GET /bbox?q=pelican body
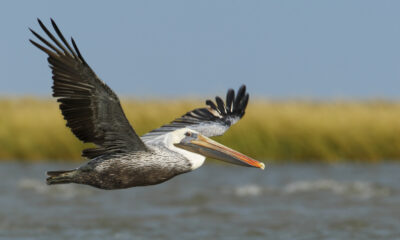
[53,144,193,189]
[30,19,265,190]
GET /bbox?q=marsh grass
[1,98,400,162]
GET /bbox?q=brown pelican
[29,19,265,190]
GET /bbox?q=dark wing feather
[30,19,147,159]
[142,85,249,140]
[226,89,235,113]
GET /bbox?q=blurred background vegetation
[1,98,400,163]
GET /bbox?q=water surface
[1,162,399,240]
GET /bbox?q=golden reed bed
[1,98,400,162]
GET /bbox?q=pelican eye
[185,131,192,137]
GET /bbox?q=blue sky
[1,1,400,99]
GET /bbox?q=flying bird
[29,19,265,190]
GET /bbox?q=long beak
[174,134,265,170]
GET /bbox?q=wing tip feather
[144,85,250,139]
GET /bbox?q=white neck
[169,144,206,170]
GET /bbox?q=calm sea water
[0,162,399,240]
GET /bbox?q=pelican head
[169,128,265,170]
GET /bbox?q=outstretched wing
[142,85,249,140]
[30,18,147,159]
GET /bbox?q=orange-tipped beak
[175,134,265,170]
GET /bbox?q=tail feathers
[46,169,75,185]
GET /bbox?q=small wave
[283,179,391,199]
[18,178,95,198]
[229,179,392,199]
[234,184,264,197]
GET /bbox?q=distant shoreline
[1,98,400,162]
